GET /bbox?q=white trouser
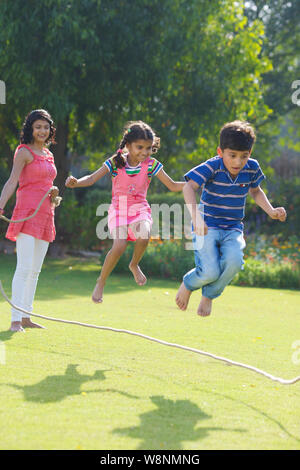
[11,233,49,322]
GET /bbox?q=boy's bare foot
[22,318,45,329]
[176,282,192,310]
[92,280,104,303]
[10,321,25,332]
[129,263,147,286]
[197,296,212,317]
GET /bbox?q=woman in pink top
[65,120,184,303]
[0,109,58,332]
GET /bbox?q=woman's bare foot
[197,296,212,317]
[92,280,104,303]
[175,282,192,310]
[22,318,45,328]
[129,263,147,286]
[10,321,25,332]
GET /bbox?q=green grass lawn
[0,253,299,450]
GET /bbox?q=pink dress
[107,157,158,238]
[6,144,57,243]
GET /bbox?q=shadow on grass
[113,394,246,450]
[5,363,139,403]
[201,387,300,445]
[0,330,15,343]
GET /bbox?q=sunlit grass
[0,254,299,450]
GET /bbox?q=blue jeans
[183,228,246,299]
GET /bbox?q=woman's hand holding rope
[0,186,62,223]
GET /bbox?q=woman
[0,109,59,332]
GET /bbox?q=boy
[176,120,286,317]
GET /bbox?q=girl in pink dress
[65,120,184,303]
[0,109,58,332]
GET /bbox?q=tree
[245,0,300,117]
[0,0,272,190]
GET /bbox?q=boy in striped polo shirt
[176,120,286,317]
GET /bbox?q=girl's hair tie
[117,149,123,154]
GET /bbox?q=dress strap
[14,144,36,159]
[44,147,53,156]
[14,144,54,162]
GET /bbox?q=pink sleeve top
[104,156,163,233]
[6,144,57,243]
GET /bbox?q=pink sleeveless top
[6,144,57,243]
[107,157,152,232]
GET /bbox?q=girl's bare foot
[175,282,192,310]
[10,321,25,332]
[22,318,45,329]
[197,296,212,317]
[92,280,104,303]
[129,263,147,286]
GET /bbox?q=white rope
[0,187,61,224]
[1,281,299,385]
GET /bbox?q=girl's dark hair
[219,120,256,151]
[112,121,160,168]
[20,109,56,145]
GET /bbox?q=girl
[65,120,184,303]
[0,109,59,332]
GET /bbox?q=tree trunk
[51,118,69,195]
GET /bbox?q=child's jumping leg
[200,230,245,315]
[92,227,128,303]
[175,282,192,310]
[128,220,151,286]
[197,296,212,317]
[176,231,220,312]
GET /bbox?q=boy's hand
[195,223,208,236]
[192,209,208,236]
[269,207,287,222]
[193,219,209,236]
[65,176,78,188]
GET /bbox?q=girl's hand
[269,207,287,222]
[0,208,4,216]
[65,176,78,188]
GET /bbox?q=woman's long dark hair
[20,109,56,145]
[112,121,160,168]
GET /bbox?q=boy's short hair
[219,120,256,151]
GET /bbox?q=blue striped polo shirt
[184,156,265,232]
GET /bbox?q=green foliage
[0,0,273,171]
[246,0,300,117]
[232,258,300,290]
[112,239,195,281]
[110,236,299,290]
[55,191,104,250]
